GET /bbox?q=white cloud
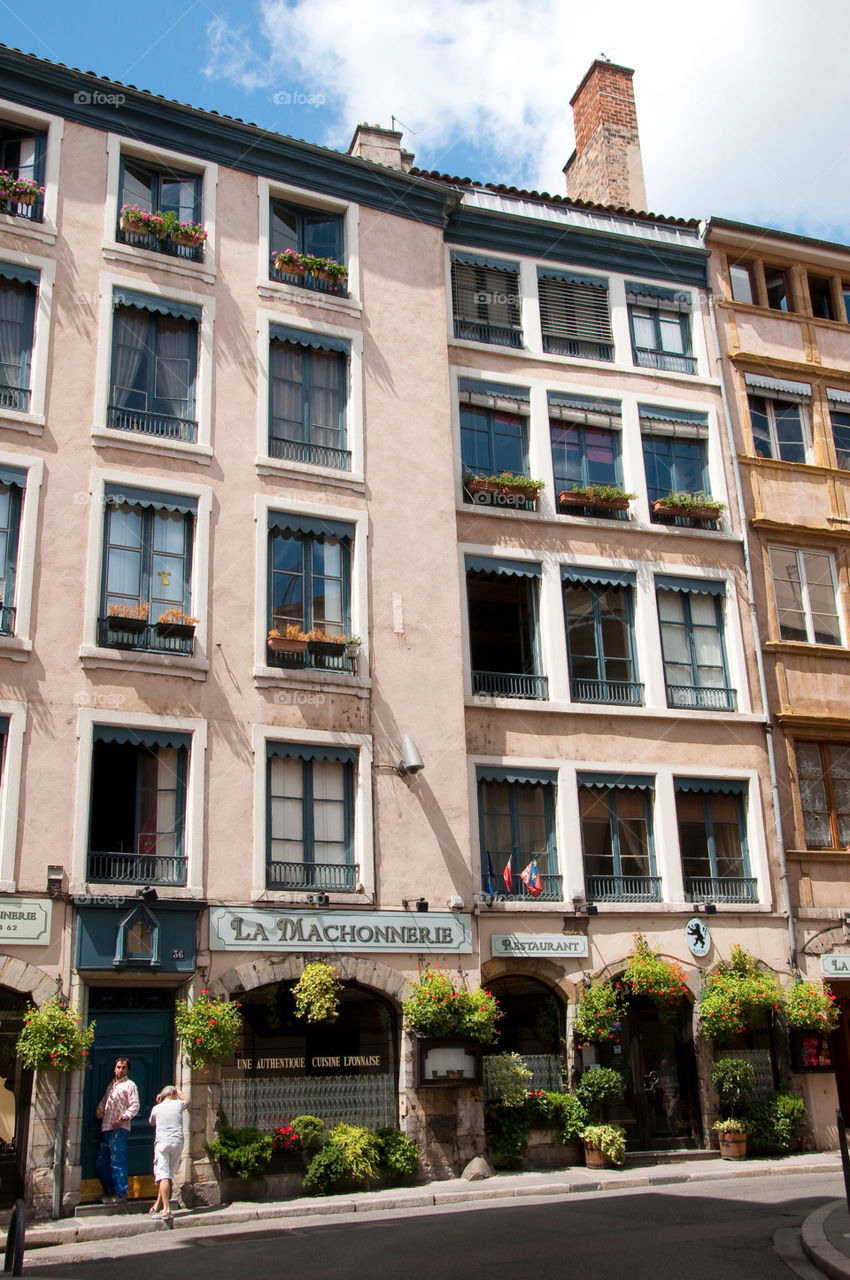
[203,0,850,238]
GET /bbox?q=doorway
[0,987,32,1205]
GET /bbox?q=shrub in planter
[291,1113,325,1153]
[486,1103,533,1161]
[582,1123,626,1167]
[303,1143,351,1195]
[576,1067,625,1119]
[711,1057,755,1119]
[16,996,94,1071]
[207,1124,273,1179]
[486,1052,533,1106]
[403,967,502,1044]
[271,1123,301,1154]
[748,1092,807,1154]
[623,934,689,1021]
[302,1123,381,1193]
[547,1093,589,1146]
[377,1129,420,1180]
[292,962,342,1024]
[573,979,625,1045]
[785,981,840,1031]
[175,989,242,1069]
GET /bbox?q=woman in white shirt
[148,1085,188,1220]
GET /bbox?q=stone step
[625,1149,720,1166]
[75,1199,177,1218]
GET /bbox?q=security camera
[397,734,424,775]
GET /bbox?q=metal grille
[115,224,203,262]
[87,851,186,885]
[633,349,697,375]
[268,436,351,470]
[266,645,356,674]
[0,385,30,411]
[483,1053,563,1100]
[266,861,359,891]
[723,1048,773,1099]
[108,404,197,443]
[571,678,643,705]
[666,684,737,712]
[222,1074,397,1131]
[491,874,563,903]
[451,262,522,347]
[0,605,15,635]
[472,671,548,700]
[686,876,756,904]
[538,277,613,360]
[97,618,195,656]
[269,260,348,297]
[586,874,661,902]
[0,196,42,223]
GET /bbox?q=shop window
[466,557,546,700]
[477,767,560,901]
[674,778,755,903]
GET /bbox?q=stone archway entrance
[484,974,565,1090]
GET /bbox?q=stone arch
[0,955,57,1007]
[481,955,582,1003]
[210,954,409,1009]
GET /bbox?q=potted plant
[463,471,545,502]
[699,945,783,1041]
[341,635,361,658]
[267,623,310,653]
[623,934,689,1022]
[207,1122,273,1180]
[712,1116,749,1160]
[711,1057,754,1159]
[155,607,198,639]
[785,980,840,1031]
[576,1066,626,1121]
[169,217,207,249]
[273,248,306,277]
[119,204,160,237]
[305,628,347,658]
[581,1122,626,1169]
[573,978,625,1046]
[652,490,726,521]
[558,483,634,513]
[106,601,150,633]
[0,170,44,207]
[175,988,242,1070]
[16,996,95,1071]
[292,961,342,1023]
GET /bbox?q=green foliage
[711,1058,755,1118]
[292,962,342,1024]
[582,1124,626,1166]
[576,1067,625,1117]
[486,1104,532,1161]
[463,471,545,493]
[748,1092,806,1154]
[540,1092,588,1144]
[207,1124,273,1179]
[623,934,689,1021]
[303,1143,351,1195]
[712,1117,750,1134]
[785,981,840,1031]
[566,483,634,502]
[573,979,625,1044]
[488,1089,589,1160]
[325,1123,381,1185]
[175,989,242,1069]
[486,1052,533,1106]
[658,490,725,513]
[699,946,783,1041]
[16,997,94,1072]
[377,1129,420,1180]
[291,1114,325,1154]
[403,968,502,1045]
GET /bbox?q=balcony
[269,260,347,297]
[453,318,523,348]
[666,685,737,712]
[686,876,757,904]
[88,851,186,885]
[98,617,195,657]
[543,335,613,361]
[116,223,203,263]
[0,385,30,413]
[586,874,662,903]
[107,404,197,444]
[570,678,643,706]
[266,643,356,675]
[472,671,548,700]
[268,436,351,470]
[266,861,359,891]
[491,873,563,903]
[633,349,696,375]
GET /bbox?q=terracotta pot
[465,478,539,501]
[268,636,308,653]
[559,491,630,512]
[171,231,203,248]
[583,1142,609,1169]
[119,212,151,236]
[717,1130,747,1160]
[653,499,722,521]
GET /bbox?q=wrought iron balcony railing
[585,874,662,903]
[108,403,197,443]
[266,861,359,891]
[0,195,42,223]
[666,684,737,712]
[116,224,203,262]
[0,605,15,636]
[268,436,351,470]
[570,678,643,706]
[543,335,613,361]
[88,851,187,885]
[472,671,549,700]
[0,384,31,412]
[633,348,697,375]
[266,644,356,674]
[269,261,348,296]
[453,318,523,348]
[98,617,195,656]
[487,872,563,903]
[686,875,757,904]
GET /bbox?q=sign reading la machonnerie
[0,898,51,945]
[209,908,472,953]
[491,934,589,958]
[822,954,850,978]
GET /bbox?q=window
[270,198,345,295]
[109,291,199,442]
[477,767,560,901]
[626,283,695,374]
[88,726,189,885]
[808,275,835,321]
[267,742,356,890]
[268,513,355,673]
[768,547,841,645]
[795,742,850,850]
[537,268,612,360]
[99,486,197,655]
[466,558,546,700]
[562,569,641,705]
[843,285,850,324]
[117,156,203,261]
[729,261,757,305]
[828,396,850,469]
[549,391,626,519]
[640,406,713,525]
[0,466,25,636]
[269,327,349,470]
[459,379,530,501]
[451,254,522,348]
[745,377,810,462]
[656,577,736,711]
[675,779,754,903]
[764,265,792,311]
[578,775,658,902]
[0,121,45,223]
[0,265,37,412]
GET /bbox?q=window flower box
[559,486,633,514]
[464,473,544,506]
[268,634,308,654]
[119,206,164,237]
[155,610,198,640]
[0,172,43,207]
[652,491,725,522]
[169,221,207,250]
[306,630,346,658]
[106,604,150,634]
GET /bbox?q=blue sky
[5,0,850,242]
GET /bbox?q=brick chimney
[347,124,414,172]
[563,59,647,212]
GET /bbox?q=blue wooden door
[82,990,174,1180]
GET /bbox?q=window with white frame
[578,773,658,903]
[267,512,356,674]
[626,282,695,375]
[655,576,736,711]
[562,568,641,706]
[639,405,718,527]
[549,391,627,519]
[266,741,356,891]
[269,197,346,297]
[117,154,205,262]
[0,263,37,412]
[109,289,199,443]
[269,325,349,470]
[745,374,810,463]
[0,464,25,635]
[768,546,842,645]
[0,119,45,224]
[536,267,613,361]
[465,556,546,701]
[477,766,560,901]
[675,778,755,904]
[451,252,523,348]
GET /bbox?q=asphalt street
[23,1170,844,1280]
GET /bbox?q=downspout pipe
[702,242,797,969]
[52,1068,67,1219]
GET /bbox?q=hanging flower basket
[573,978,625,1045]
[16,996,95,1071]
[175,989,242,1070]
[292,962,342,1023]
[403,968,501,1044]
[623,934,689,1022]
[699,945,783,1041]
[785,981,839,1031]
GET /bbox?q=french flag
[503,861,513,894]
[520,857,542,897]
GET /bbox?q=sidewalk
[20,1150,844,1255]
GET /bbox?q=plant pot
[653,500,722,521]
[268,636,308,653]
[119,212,151,236]
[344,644,361,659]
[10,190,37,207]
[308,639,346,657]
[559,491,630,512]
[310,269,345,285]
[171,231,203,248]
[155,621,195,640]
[107,615,147,634]
[465,478,540,503]
[717,1130,747,1160]
[583,1142,609,1169]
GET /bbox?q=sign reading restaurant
[210,908,472,953]
[492,934,589,958]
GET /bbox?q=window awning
[451,250,519,273]
[267,512,354,541]
[577,772,654,790]
[0,464,27,488]
[547,391,621,431]
[626,281,692,312]
[477,765,556,785]
[104,484,198,516]
[655,575,725,597]
[93,726,191,750]
[270,324,350,355]
[674,777,747,796]
[744,372,811,400]
[113,287,201,323]
[561,566,636,589]
[0,261,39,287]
[267,741,357,764]
[536,266,608,289]
[827,387,850,407]
[465,555,541,578]
[458,378,529,414]
[638,404,709,438]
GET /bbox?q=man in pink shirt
[94,1057,140,1203]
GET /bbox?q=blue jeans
[95,1128,129,1198]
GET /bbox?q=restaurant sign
[210,908,472,953]
[0,898,51,945]
[492,933,588,958]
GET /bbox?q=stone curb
[802,1200,850,1280]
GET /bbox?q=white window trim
[768,544,844,646]
[257,308,364,483]
[627,394,728,528]
[252,723,373,902]
[254,494,368,679]
[258,177,361,312]
[748,393,813,464]
[92,270,214,460]
[71,708,206,897]
[80,469,212,678]
[0,250,55,433]
[0,97,62,245]
[468,756,566,909]
[0,700,26,891]
[103,135,217,284]
[0,451,42,655]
